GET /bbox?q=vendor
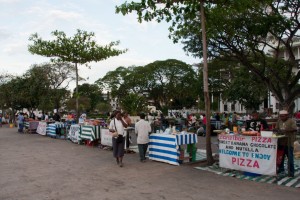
[246,111,269,131]
[275,110,297,177]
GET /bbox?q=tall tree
[116,0,300,164]
[28,29,127,121]
[96,59,199,110]
[116,0,214,164]
[75,83,103,112]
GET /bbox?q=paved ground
[0,125,299,200]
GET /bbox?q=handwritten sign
[36,122,47,136]
[101,129,113,147]
[218,135,278,175]
[69,125,80,143]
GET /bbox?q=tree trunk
[75,63,79,123]
[201,0,214,165]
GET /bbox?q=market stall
[68,124,80,143]
[218,134,288,176]
[46,122,66,138]
[24,121,39,134]
[149,133,198,166]
[79,125,101,142]
[36,121,48,136]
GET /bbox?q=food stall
[46,122,66,138]
[24,120,39,134]
[149,132,198,166]
[79,125,101,145]
[218,130,292,176]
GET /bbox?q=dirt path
[0,126,298,200]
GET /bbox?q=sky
[0,0,198,89]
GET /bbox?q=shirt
[246,119,269,131]
[109,118,125,136]
[135,119,152,144]
[276,118,297,147]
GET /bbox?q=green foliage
[119,93,147,115]
[75,83,103,112]
[28,29,127,64]
[65,96,91,113]
[116,0,300,111]
[97,59,200,110]
[95,102,112,114]
[28,29,127,120]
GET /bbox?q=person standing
[0,114,2,127]
[275,110,297,177]
[135,113,152,162]
[53,112,61,122]
[109,110,128,167]
[246,111,269,131]
[295,110,300,119]
[17,113,24,133]
[122,111,133,151]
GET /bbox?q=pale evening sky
[0,0,198,89]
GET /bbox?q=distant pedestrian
[109,110,128,167]
[17,113,24,133]
[135,113,152,162]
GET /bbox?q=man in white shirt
[135,113,152,162]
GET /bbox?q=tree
[65,96,91,113]
[161,0,300,112]
[116,0,300,164]
[116,0,214,164]
[28,29,127,121]
[23,63,75,112]
[97,59,199,110]
[76,83,103,112]
[119,93,147,115]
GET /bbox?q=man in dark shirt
[53,113,61,122]
[246,111,269,131]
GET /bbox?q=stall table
[218,134,290,176]
[149,133,198,166]
[47,122,66,138]
[24,121,39,134]
[79,125,101,142]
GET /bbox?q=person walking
[17,113,25,133]
[109,110,128,167]
[275,110,297,177]
[135,113,152,162]
[0,114,2,127]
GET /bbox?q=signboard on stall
[69,125,80,143]
[36,122,47,136]
[218,135,278,175]
[101,129,112,147]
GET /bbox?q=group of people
[109,110,151,167]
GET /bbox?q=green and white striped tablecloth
[79,125,101,141]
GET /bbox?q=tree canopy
[28,29,127,121]
[116,0,300,112]
[96,59,200,112]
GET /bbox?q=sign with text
[69,125,80,143]
[36,122,47,136]
[218,135,278,175]
[101,129,112,147]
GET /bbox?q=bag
[111,130,118,137]
[116,135,124,143]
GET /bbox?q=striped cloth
[46,122,66,137]
[175,133,198,145]
[79,125,101,141]
[195,160,300,188]
[149,133,198,166]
